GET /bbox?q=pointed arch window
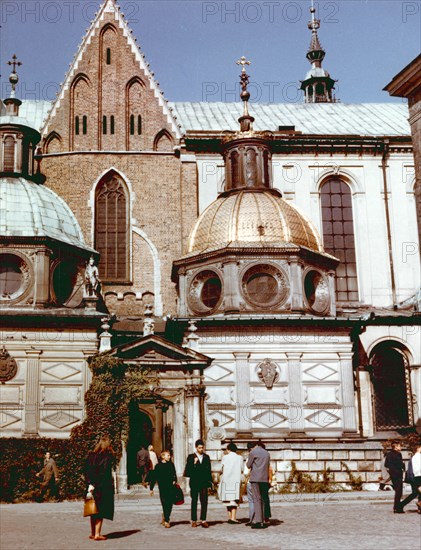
[3,136,15,172]
[110,115,115,135]
[95,171,129,281]
[106,48,111,65]
[82,115,87,135]
[321,178,358,302]
[75,116,80,135]
[137,115,142,135]
[103,116,107,135]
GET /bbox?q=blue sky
[1,0,420,104]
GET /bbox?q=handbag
[83,496,98,517]
[173,483,184,505]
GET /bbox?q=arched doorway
[369,341,413,430]
[126,404,153,485]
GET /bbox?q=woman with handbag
[149,450,177,528]
[84,435,115,541]
[218,442,243,524]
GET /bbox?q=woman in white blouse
[218,443,244,523]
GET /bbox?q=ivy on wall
[0,353,156,502]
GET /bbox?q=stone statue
[84,256,100,297]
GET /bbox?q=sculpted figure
[85,256,100,297]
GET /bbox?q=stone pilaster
[286,352,305,434]
[173,395,187,478]
[117,441,128,493]
[358,369,374,437]
[34,248,51,306]
[233,352,251,432]
[327,270,336,316]
[23,350,42,436]
[185,383,205,445]
[222,260,240,313]
[339,352,358,433]
[290,260,304,311]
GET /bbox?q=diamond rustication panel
[304,363,337,381]
[0,411,20,429]
[252,409,287,428]
[306,410,340,428]
[42,410,80,429]
[204,364,233,381]
[44,363,81,380]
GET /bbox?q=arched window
[75,116,80,135]
[130,115,135,135]
[137,115,142,135]
[369,341,413,430]
[3,137,15,172]
[82,115,87,135]
[95,171,129,281]
[110,115,115,135]
[103,116,107,135]
[320,178,358,302]
[106,47,111,65]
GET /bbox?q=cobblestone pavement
[1,491,420,550]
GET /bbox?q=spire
[4,55,22,116]
[236,56,255,133]
[300,1,338,103]
[307,0,325,65]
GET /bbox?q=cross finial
[8,54,22,73]
[236,56,251,73]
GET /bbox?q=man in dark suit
[184,439,212,528]
[384,441,405,513]
[246,442,270,529]
[137,445,151,487]
[36,451,59,501]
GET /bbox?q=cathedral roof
[0,176,95,252]
[11,100,410,139]
[185,189,324,256]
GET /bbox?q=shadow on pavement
[104,529,141,539]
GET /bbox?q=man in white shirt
[399,443,421,513]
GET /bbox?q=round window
[188,270,222,314]
[242,264,289,308]
[304,270,330,314]
[0,253,29,301]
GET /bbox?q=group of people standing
[38,436,419,541]
[384,441,421,514]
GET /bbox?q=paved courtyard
[1,491,420,550]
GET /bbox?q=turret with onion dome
[0,58,101,310]
[300,1,338,103]
[172,58,339,318]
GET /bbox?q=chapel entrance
[369,341,413,430]
[126,404,153,485]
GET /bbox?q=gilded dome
[0,177,94,252]
[187,189,323,255]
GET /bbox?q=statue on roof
[84,256,101,297]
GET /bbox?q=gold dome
[187,190,323,255]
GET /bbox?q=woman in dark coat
[84,435,115,540]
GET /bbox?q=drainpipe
[381,140,397,307]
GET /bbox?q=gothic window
[320,178,358,302]
[106,48,111,65]
[369,341,413,430]
[95,171,129,281]
[110,116,115,135]
[137,115,142,135]
[130,115,135,135]
[3,137,15,172]
[103,116,107,135]
[75,116,80,135]
[83,115,87,135]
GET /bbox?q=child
[149,450,177,528]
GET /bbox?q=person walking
[184,439,212,528]
[148,445,158,470]
[36,451,59,501]
[84,435,115,541]
[378,450,392,491]
[137,445,150,486]
[219,443,243,524]
[384,441,405,513]
[398,443,421,513]
[149,450,177,528]
[246,442,270,529]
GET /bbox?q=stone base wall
[207,442,411,490]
